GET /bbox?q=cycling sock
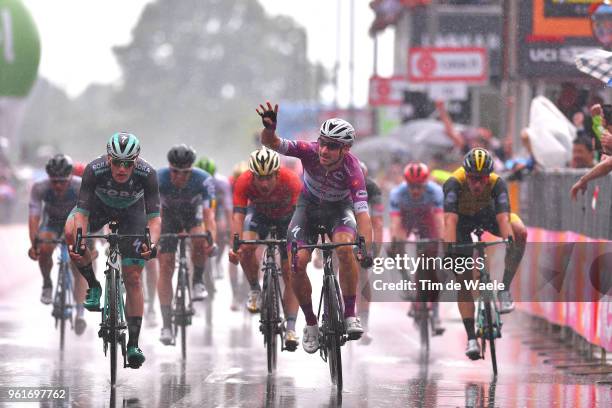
[127,316,142,348]
[160,305,172,329]
[463,318,476,340]
[249,280,261,291]
[193,266,204,283]
[42,278,52,288]
[78,263,100,288]
[76,304,85,318]
[343,295,356,318]
[300,303,318,326]
[285,314,297,332]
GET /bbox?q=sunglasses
[254,173,276,181]
[466,174,489,183]
[111,159,135,168]
[170,167,192,174]
[318,138,343,150]
[50,178,69,185]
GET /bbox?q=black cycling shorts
[243,208,291,260]
[159,207,203,253]
[286,195,357,250]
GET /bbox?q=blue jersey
[389,181,443,237]
[158,167,216,213]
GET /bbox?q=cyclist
[389,162,445,335]
[357,161,384,345]
[443,148,527,360]
[228,147,302,350]
[65,132,161,368]
[157,144,216,345]
[257,102,373,354]
[28,154,88,334]
[195,157,232,282]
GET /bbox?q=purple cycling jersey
[276,139,369,214]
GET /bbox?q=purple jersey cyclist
[257,101,373,355]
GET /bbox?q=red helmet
[73,162,86,177]
[403,163,429,184]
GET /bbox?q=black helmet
[167,144,196,168]
[463,148,494,175]
[46,154,73,178]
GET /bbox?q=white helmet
[249,146,280,176]
[319,118,355,145]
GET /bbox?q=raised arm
[256,102,281,151]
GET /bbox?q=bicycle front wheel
[484,301,498,376]
[326,278,343,393]
[109,269,119,386]
[59,268,67,351]
[264,270,278,374]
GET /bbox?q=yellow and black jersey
[442,167,510,216]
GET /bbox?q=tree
[112,0,328,166]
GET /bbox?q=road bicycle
[233,226,287,374]
[291,227,366,397]
[75,221,150,386]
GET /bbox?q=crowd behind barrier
[515,169,612,352]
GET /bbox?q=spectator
[570,137,595,169]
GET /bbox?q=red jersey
[233,167,301,218]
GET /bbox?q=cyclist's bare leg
[280,259,299,330]
[332,231,359,318]
[157,251,175,328]
[239,231,260,289]
[502,218,528,289]
[358,266,370,321]
[144,259,158,308]
[123,264,144,348]
[37,231,57,287]
[291,248,316,325]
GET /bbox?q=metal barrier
[517,168,612,366]
[523,169,612,239]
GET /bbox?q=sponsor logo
[356,190,367,199]
[97,187,143,199]
[291,225,301,238]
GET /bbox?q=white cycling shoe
[192,282,208,301]
[345,316,364,340]
[465,339,481,360]
[302,325,320,354]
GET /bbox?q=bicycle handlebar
[74,226,151,256]
[232,233,286,252]
[449,239,511,250]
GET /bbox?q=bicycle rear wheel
[109,269,119,386]
[484,302,498,375]
[417,308,429,357]
[326,278,343,393]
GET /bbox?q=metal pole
[334,0,341,109]
[349,0,355,110]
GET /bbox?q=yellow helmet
[248,147,280,176]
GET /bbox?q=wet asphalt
[1,226,611,407]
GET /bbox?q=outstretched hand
[256,102,278,131]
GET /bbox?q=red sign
[408,47,488,83]
[368,76,408,106]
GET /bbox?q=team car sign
[408,47,488,84]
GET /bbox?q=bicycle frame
[76,222,149,385]
[233,231,286,373]
[160,232,210,359]
[451,230,508,376]
[290,231,365,397]
[36,237,74,351]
